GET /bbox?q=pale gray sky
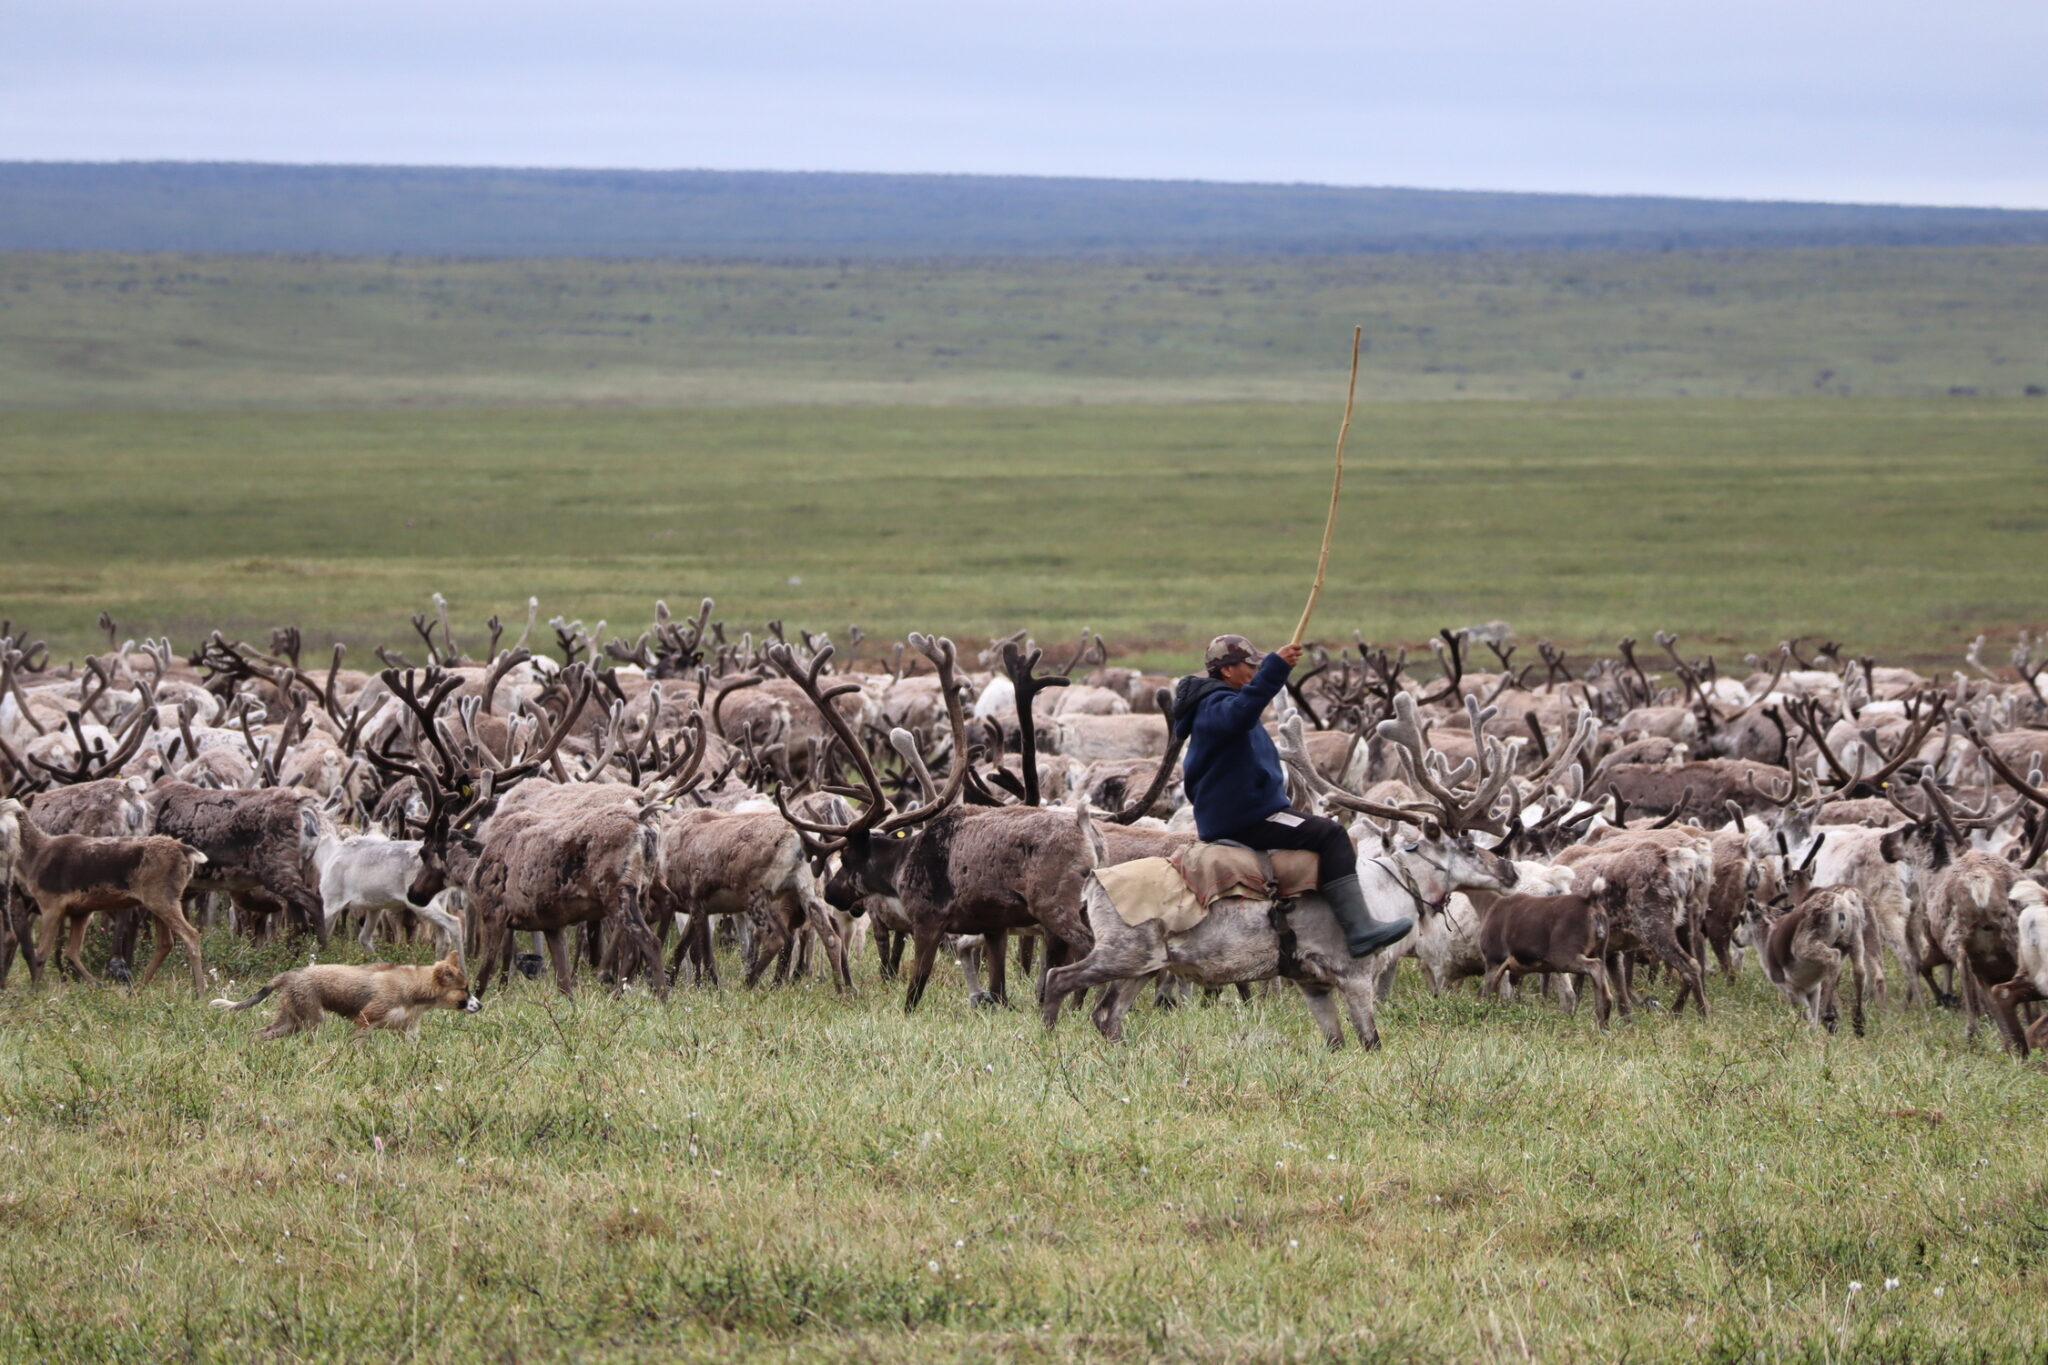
[7,0,2044,207]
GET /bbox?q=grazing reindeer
[1756,834,1871,1036]
[0,797,208,992]
[148,782,328,942]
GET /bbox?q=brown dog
[212,952,481,1038]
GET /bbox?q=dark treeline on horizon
[5,161,2047,259]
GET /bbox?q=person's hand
[1276,643,1306,667]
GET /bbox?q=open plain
[3,224,2046,1363]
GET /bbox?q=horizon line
[8,158,2044,217]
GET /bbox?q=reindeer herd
[2,600,2046,1058]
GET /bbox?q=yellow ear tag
[461,784,473,797]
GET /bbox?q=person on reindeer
[1172,634,1412,956]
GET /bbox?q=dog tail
[211,981,277,1011]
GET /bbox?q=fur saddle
[1092,841,1322,933]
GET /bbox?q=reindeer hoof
[515,953,544,979]
[969,991,998,1009]
[106,958,133,984]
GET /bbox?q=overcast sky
[7,0,2044,208]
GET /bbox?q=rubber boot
[1323,874,1412,958]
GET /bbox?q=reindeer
[657,805,851,991]
[1554,823,1716,1018]
[1042,695,1588,1047]
[1474,876,1623,1027]
[0,797,208,992]
[147,782,328,942]
[770,635,1100,1012]
[1987,883,2048,1057]
[375,665,701,998]
[1755,833,1871,1035]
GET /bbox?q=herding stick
[1289,325,1361,648]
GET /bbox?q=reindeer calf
[1758,884,1871,1037]
[1475,878,1619,1027]
[0,797,208,991]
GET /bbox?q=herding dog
[212,951,482,1038]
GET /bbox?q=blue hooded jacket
[1172,652,1294,840]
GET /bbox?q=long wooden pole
[1290,325,1361,647]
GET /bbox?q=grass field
[4,247,2046,408]
[4,238,2046,1360]
[3,399,2040,667]
[1,931,2044,1362]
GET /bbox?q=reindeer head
[768,634,973,898]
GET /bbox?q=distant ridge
[5,162,2047,258]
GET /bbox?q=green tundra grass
[0,932,2043,1363]
[2,398,2040,667]
[4,247,2046,408]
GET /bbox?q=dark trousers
[1213,809,1354,888]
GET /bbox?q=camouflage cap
[1204,634,1263,670]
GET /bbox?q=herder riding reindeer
[1041,692,1591,1047]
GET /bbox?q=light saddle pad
[1092,844,1323,935]
[1171,842,1321,906]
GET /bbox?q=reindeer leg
[804,895,852,994]
[63,915,100,985]
[137,907,178,987]
[902,929,946,1013]
[1043,923,1163,1035]
[1850,946,1868,1039]
[540,927,577,997]
[1572,956,1614,1029]
[1294,983,1347,1049]
[984,928,1009,1007]
[33,904,69,985]
[1337,972,1381,1050]
[1988,976,2040,1056]
[1089,976,1148,1041]
[471,916,512,996]
[106,907,141,983]
[742,900,787,989]
[1858,911,1887,1008]
[1607,952,1635,1016]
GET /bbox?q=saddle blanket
[1092,843,1322,934]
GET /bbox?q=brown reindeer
[0,797,208,991]
[1555,823,1715,1018]
[1475,877,1622,1027]
[147,781,328,942]
[379,665,705,999]
[772,635,1099,1012]
[657,805,851,991]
